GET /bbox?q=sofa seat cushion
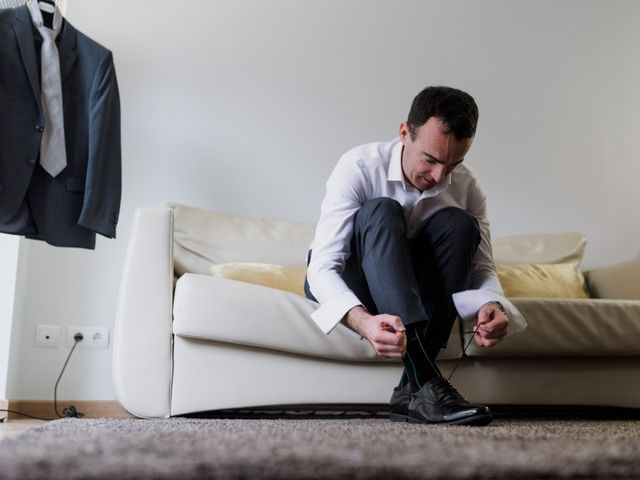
[173,273,462,362]
[463,297,640,357]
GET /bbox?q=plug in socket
[66,326,109,349]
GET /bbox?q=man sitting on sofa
[304,85,526,426]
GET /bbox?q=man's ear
[399,122,410,143]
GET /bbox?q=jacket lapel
[11,5,40,110]
[58,19,77,83]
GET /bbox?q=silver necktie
[27,0,67,178]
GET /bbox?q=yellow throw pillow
[209,262,307,297]
[496,263,589,298]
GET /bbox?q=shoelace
[431,377,468,408]
[407,324,480,392]
[446,325,480,382]
[418,325,479,383]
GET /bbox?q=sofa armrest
[113,207,174,418]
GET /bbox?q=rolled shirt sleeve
[306,155,371,334]
[452,180,527,335]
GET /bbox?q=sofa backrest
[169,203,316,276]
[492,232,586,267]
[169,203,587,276]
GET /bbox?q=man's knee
[431,207,480,247]
[360,197,404,217]
[355,197,405,231]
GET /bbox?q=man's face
[399,117,473,192]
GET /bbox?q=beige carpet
[1,417,640,479]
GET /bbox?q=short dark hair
[407,86,479,140]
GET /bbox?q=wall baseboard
[5,400,135,420]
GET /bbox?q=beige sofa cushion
[586,258,640,300]
[169,203,315,276]
[463,297,640,357]
[493,232,586,267]
[172,273,462,361]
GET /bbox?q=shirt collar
[387,139,407,188]
[27,0,64,34]
[387,137,452,197]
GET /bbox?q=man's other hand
[474,302,508,348]
[345,306,406,358]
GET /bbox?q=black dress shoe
[407,377,492,426]
[389,383,411,422]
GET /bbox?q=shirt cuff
[452,289,528,336]
[310,290,362,335]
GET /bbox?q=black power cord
[54,332,85,419]
[1,333,85,422]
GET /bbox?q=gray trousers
[306,197,480,352]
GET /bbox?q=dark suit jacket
[0,5,121,249]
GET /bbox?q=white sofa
[113,203,640,418]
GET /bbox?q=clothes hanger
[37,0,55,29]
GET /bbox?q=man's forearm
[344,305,371,335]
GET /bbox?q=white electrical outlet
[36,324,60,348]
[66,326,110,349]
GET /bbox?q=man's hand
[345,306,406,358]
[473,302,508,348]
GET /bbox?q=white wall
[6,0,640,400]
[0,235,21,401]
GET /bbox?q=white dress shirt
[307,137,527,336]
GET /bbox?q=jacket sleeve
[78,50,121,238]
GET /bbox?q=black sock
[401,322,442,393]
[398,369,409,389]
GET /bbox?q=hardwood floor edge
[0,399,8,421]
[6,400,136,420]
